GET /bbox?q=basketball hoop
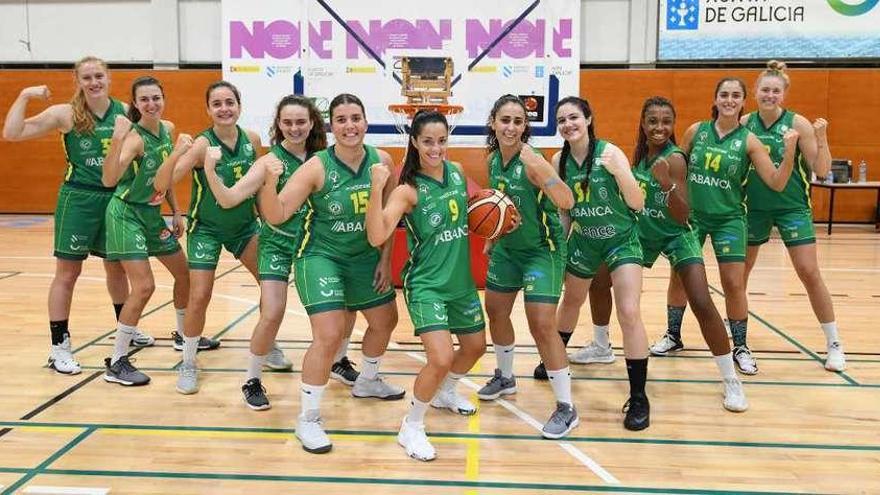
[387,103,464,136]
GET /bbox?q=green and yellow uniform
[54,98,126,260]
[402,162,485,335]
[105,122,181,260]
[292,145,395,314]
[187,127,259,270]
[565,140,642,279]
[258,144,310,281]
[744,110,814,247]
[485,147,566,303]
[687,121,751,262]
[633,142,703,270]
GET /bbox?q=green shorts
[691,213,746,263]
[406,291,486,336]
[486,244,565,304]
[258,224,299,281]
[53,183,114,260]
[187,220,258,270]
[293,250,395,315]
[640,230,704,270]
[105,197,181,261]
[567,228,642,279]
[747,208,816,247]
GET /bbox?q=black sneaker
[330,356,360,386]
[622,394,650,431]
[172,331,221,352]
[533,361,548,381]
[242,378,270,410]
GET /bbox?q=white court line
[23,486,110,495]
[398,347,617,484]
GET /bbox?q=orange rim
[388,103,463,118]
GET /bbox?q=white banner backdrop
[222,0,580,146]
[658,0,880,60]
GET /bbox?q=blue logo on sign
[535,65,545,78]
[266,66,276,78]
[667,0,699,30]
[502,65,513,78]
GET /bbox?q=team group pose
[2,56,847,461]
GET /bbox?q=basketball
[467,189,518,240]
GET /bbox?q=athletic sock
[820,321,840,347]
[112,322,136,364]
[729,319,748,348]
[441,371,465,392]
[547,367,573,405]
[625,358,648,398]
[407,397,429,424]
[182,335,200,366]
[594,324,610,348]
[713,352,737,380]
[494,343,516,378]
[246,352,265,381]
[667,305,686,339]
[49,320,69,345]
[361,354,382,380]
[300,382,326,415]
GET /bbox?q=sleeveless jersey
[488,147,564,253]
[114,123,172,206]
[633,142,689,240]
[267,144,309,238]
[297,145,381,259]
[687,121,751,218]
[61,98,126,189]
[402,162,474,301]
[744,110,809,212]
[188,126,257,231]
[565,140,637,240]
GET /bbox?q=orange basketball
[467,189,518,240]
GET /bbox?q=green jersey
[633,142,689,240]
[687,121,751,218]
[744,110,809,212]
[566,140,637,240]
[61,98,126,190]
[189,126,257,232]
[402,162,474,301]
[113,122,172,206]
[488,147,564,253]
[297,145,381,259]
[267,143,310,238]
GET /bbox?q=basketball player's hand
[171,211,185,239]
[370,162,390,187]
[112,115,132,140]
[204,146,222,171]
[373,260,392,293]
[482,238,495,255]
[812,118,828,141]
[783,128,800,153]
[599,149,617,172]
[507,208,522,234]
[21,85,50,100]
[174,133,193,155]
[264,161,283,184]
[651,157,673,190]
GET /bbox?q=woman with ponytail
[476,94,576,439]
[1,56,156,375]
[657,78,798,377]
[365,110,486,461]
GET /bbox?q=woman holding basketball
[741,61,845,372]
[632,96,747,412]
[654,77,798,376]
[259,93,403,454]
[552,96,653,430]
[2,56,154,375]
[366,110,486,461]
[101,76,190,386]
[476,94,577,439]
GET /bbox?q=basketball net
[387,103,464,138]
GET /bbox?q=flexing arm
[794,114,831,178]
[522,145,575,209]
[603,144,644,211]
[749,129,799,191]
[154,122,193,194]
[258,156,321,224]
[102,116,140,187]
[373,150,398,292]
[652,152,690,225]
[2,86,70,141]
[205,147,271,208]
[366,166,416,247]
[680,123,700,155]
[172,136,207,184]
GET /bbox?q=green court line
[23,468,812,494]
[73,365,880,388]
[706,284,860,386]
[1,421,877,453]
[1,427,95,495]
[0,468,29,474]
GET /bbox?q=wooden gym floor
[0,214,878,495]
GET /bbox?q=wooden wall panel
[0,68,878,224]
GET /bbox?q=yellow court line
[13,426,86,434]
[465,391,481,492]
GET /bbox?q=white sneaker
[48,335,81,375]
[431,388,477,415]
[295,410,331,454]
[264,343,292,371]
[397,417,436,461]
[352,375,406,400]
[568,341,615,364]
[649,333,684,356]
[733,345,758,375]
[130,329,155,348]
[824,342,846,372]
[722,377,748,412]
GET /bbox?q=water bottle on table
[825,170,834,184]
[858,160,867,183]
